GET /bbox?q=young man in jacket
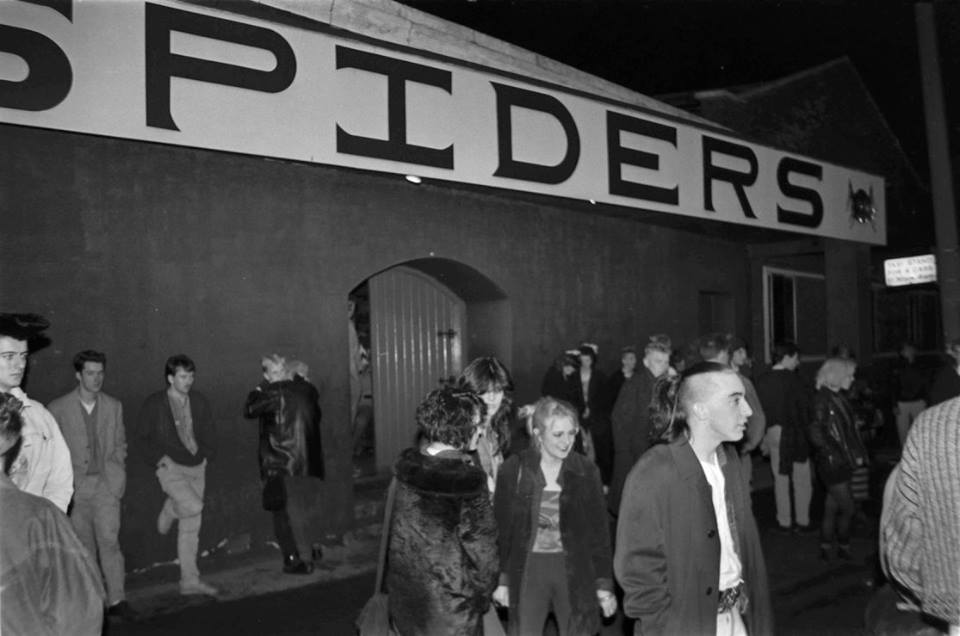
[755,342,814,533]
[49,350,136,620]
[615,362,772,635]
[138,354,218,596]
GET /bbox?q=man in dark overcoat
[615,362,772,635]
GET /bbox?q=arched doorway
[350,258,510,476]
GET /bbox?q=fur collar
[394,447,487,497]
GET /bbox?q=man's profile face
[0,336,28,392]
[167,367,195,396]
[702,373,752,443]
[77,361,105,395]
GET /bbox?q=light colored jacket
[7,387,74,513]
[48,388,126,500]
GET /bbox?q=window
[763,267,826,362]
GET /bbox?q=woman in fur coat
[493,397,617,635]
[386,387,499,636]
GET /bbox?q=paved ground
[106,457,889,635]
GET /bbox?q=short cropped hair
[698,333,730,362]
[73,350,106,372]
[650,362,734,441]
[415,387,482,449]
[771,341,799,364]
[644,334,672,357]
[164,354,196,380]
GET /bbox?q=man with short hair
[701,334,766,493]
[49,350,135,620]
[609,334,673,515]
[615,362,772,635]
[137,354,218,596]
[0,391,106,635]
[0,313,73,512]
[755,342,813,533]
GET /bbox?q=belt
[718,581,748,614]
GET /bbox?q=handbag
[356,478,398,635]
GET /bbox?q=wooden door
[369,266,466,470]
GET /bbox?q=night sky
[397,0,960,182]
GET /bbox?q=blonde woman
[808,357,868,561]
[493,397,616,635]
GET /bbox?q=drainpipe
[916,1,960,341]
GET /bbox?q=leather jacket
[244,375,324,479]
[808,388,867,485]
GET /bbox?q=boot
[283,554,314,575]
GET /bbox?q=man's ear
[690,402,708,420]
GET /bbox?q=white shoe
[179,580,219,597]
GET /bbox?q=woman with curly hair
[458,356,514,494]
[808,357,868,561]
[386,387,499,635]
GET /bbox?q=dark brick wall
[1,124,749,569]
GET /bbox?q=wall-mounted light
[405,175,422,184]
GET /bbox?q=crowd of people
[379,332,960,635]
[0,313,326,634]
[2,305,959,635]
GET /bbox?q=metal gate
[369,266,466,470]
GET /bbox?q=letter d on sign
[145,3,296,131]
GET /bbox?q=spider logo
[848,182,877,230]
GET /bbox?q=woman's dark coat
[243,375,324,480]
[494,448,613,636]
[808,387,868,486]
[614,439,773,636]
[386,448,499,636]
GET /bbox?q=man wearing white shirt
[0,313,73,513]
[615,362,772,635]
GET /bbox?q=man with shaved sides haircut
[615,362,772,635]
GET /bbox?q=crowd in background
[3,304,960,635]
[379,331,960,635]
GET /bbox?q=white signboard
[0,0,886,245]
[884,254,937,287]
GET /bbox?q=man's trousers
[71,481,125,605]
[156,459,206,584]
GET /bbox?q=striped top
[881,396,960,624]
